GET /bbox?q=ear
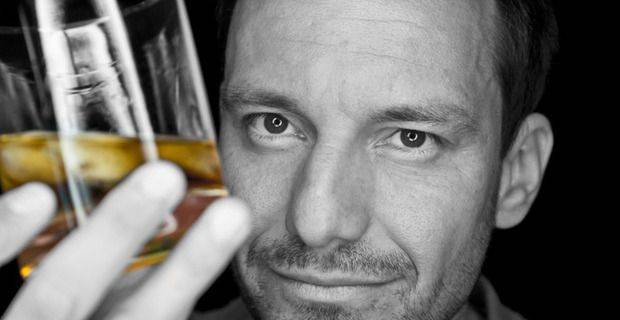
[496,113,554,229]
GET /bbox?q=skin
[0,0,553,318]
[218,0,539,319]
[0,164,252,319]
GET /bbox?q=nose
[286,141,373,248]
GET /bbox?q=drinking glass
[0,0,226,278]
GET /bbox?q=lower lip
[271,270,401,304]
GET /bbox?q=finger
[107,197,252,320]
[0,183,56,265]
[3,162,186,320]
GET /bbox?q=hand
[0,162,252,320]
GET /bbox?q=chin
[231,234,490,320]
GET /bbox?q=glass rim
[0,0,165,34]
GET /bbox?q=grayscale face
[219,0,504,319]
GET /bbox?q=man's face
[219,0,503,319]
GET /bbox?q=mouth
[269,265,404,304]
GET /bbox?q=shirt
[191,277,525,320]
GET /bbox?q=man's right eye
[243,113,306,149]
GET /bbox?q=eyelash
[242,112,443,161]
[243,113,305,145]
[376,129,444,161]
[391,129,442,147]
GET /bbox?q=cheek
[373,158,496,289]
[219,120,302,236]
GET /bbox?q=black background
[0,1,601,319]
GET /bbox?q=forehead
[226,0,500,121]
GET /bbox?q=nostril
[288,204,338,248]
[286,189,371,248]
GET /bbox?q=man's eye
[263,114,289,134]
[377,128,440,162]
[399,129,426,148]
[247,113,295,136]
[244,113,304,149]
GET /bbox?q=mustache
[246,234,416,277]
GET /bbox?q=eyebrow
[369,104,479,136]
[222,86,479,136]
[221,86,302,115]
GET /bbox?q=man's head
[216,0,557,319]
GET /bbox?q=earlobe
[496,113,554,229]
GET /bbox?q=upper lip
[270,266,400,287]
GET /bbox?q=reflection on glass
[0,0,224,278]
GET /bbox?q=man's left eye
[385,129,430,149]
[378,128,440,162]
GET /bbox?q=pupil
[264,114,288,134]
[400,130,426,148]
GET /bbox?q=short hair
[214,0,558,157]
[494,0,558,156]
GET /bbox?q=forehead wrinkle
[334,17,425,29]
[279,36,427,69]
[254,2,495,77]
[231,0,501,134]
[242,1,432,65]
